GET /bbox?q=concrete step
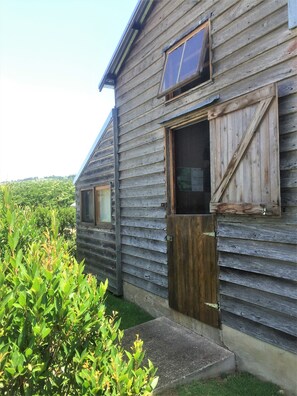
[123,317,235,393]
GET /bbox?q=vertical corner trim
[112,107,123,295]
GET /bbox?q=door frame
[165,108,210,215]
[164,111,220,328]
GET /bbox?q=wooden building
[75,1,297,393]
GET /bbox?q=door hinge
[205,302,220,310]
[203,232,215,237]
[166,235,173,242]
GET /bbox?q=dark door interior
[167,120,219,328]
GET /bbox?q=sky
[0,0,138,182]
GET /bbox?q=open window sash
[159,21,209,97]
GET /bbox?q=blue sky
[0,0,138,182]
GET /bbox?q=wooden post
[112,107,123,295]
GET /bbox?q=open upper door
[208,84,281,216]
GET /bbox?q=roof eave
[98,0,154,92]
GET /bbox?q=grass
[105,292,154,330]
[159,373,283,395]
[104,293,284,395]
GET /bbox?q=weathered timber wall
[75,118,118,293]
[114,0,297,353]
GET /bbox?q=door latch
[205,302,220,310]
[203,232,215,237]
[166,235,173,242]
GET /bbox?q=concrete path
[123,317,235,393]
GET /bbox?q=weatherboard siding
[75,119,119,293]
[114,0,297,352]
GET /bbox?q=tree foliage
[0,190,158,395]
[2,176,75,208]
[0,177,76,246]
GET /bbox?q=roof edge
[98,0,154,91]
[74,111,113,185]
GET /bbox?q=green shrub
[4,177,75,209]
[33,206,76,239]
[0,191,158,395]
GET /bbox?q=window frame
[159,20,211,98]
[80,184,112,227]
[94,184,112,226]
[80,188,95,224]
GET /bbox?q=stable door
[167,120,219,328]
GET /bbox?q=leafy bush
[0,177,77,249]
[0,190,158,395]
[3,177,75,208]
[33,206,76,239]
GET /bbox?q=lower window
[95,185,111,224]
[81,189,94,223]
[80,185,111,225]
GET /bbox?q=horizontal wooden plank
[122,272,168,299]
[122,263,168,288]
[280,170,297,188]
[120,172,166,189]
[221,295,297,337]
[121,253,168,277]
[120,217,166,230]
[217,222,297,244]
[281,188,297,207]
[218,237,296,263]
[77,241,116,260]
[280,150,297,171]
[121,225,166,242]
[213,5,288,63]
[279,93,297,117]
[215,21,294,80]
[121,235,167,254]
[119,128,163,150]
[120,196,165,209]
[119,138,164,161]
[279,112,297,135]
[81,164,114,178]
[219,268,297,300]
[76,174,115,187]
[77,227,116,242]
[221,310,297,354]
[119,150,164,171]
[211,0,264,35]
[121,244,167,265]
[87,153,114,169]
[278,75,297,97]
[119,161,165,180]
[119,183,165,199]
[219,252,297,281]
[221,282,297,317]
[120,206,165,219]
[280,131,297,153]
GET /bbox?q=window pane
[81,190,94,223]
[174,121,210,214]
[162,44,184,91]
[178,28,205,82]
[96,187,111,223]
